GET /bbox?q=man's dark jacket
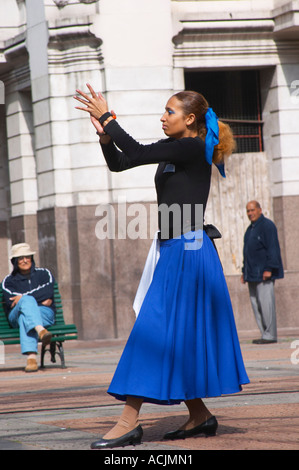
[242,214,284,283]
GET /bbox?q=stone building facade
[0,0,298,339]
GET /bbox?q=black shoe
[90,425,143,449]
[163,416,218,440]
[252,338,277,344]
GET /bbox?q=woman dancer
[74,85,249,449]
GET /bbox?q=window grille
[184,70,263,153]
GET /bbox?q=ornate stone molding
[172,12,299,68]
[273,1,299,37]
[0,33,30,87]
[53,0,97,7]
[53,0,69,7]
[47,21,103,73]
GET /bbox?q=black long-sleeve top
[101,119,212,239]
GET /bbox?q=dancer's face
[161,96,196,139]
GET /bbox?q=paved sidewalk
[1,329,299,454]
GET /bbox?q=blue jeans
[8,295,55,354]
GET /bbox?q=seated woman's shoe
[39,329,52,347]
[25,358,38,373]
[90,425,143,449]
[163,416,218,440]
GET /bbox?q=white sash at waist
[133,231,160,317]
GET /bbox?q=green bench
[0,283,78,368]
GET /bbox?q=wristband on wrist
[98,112,112,125]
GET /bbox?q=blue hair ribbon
[215,162,226,178]
[205,107,225,178]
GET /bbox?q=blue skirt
[108,231,250,404]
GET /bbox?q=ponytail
[174,91,236,164]
[212,121,236,164]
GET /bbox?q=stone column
[262,62,299,330]
[0,100,11,279]
[5,85,40,264]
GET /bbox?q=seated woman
[2,243,55,372]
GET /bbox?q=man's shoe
[25,358,38,372]
[252,338,277,344]
[39,329,52,347]
[90,425,143,449]
[163,416,218,440]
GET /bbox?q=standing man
[241,201,284,344]
[2,243,55,372]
